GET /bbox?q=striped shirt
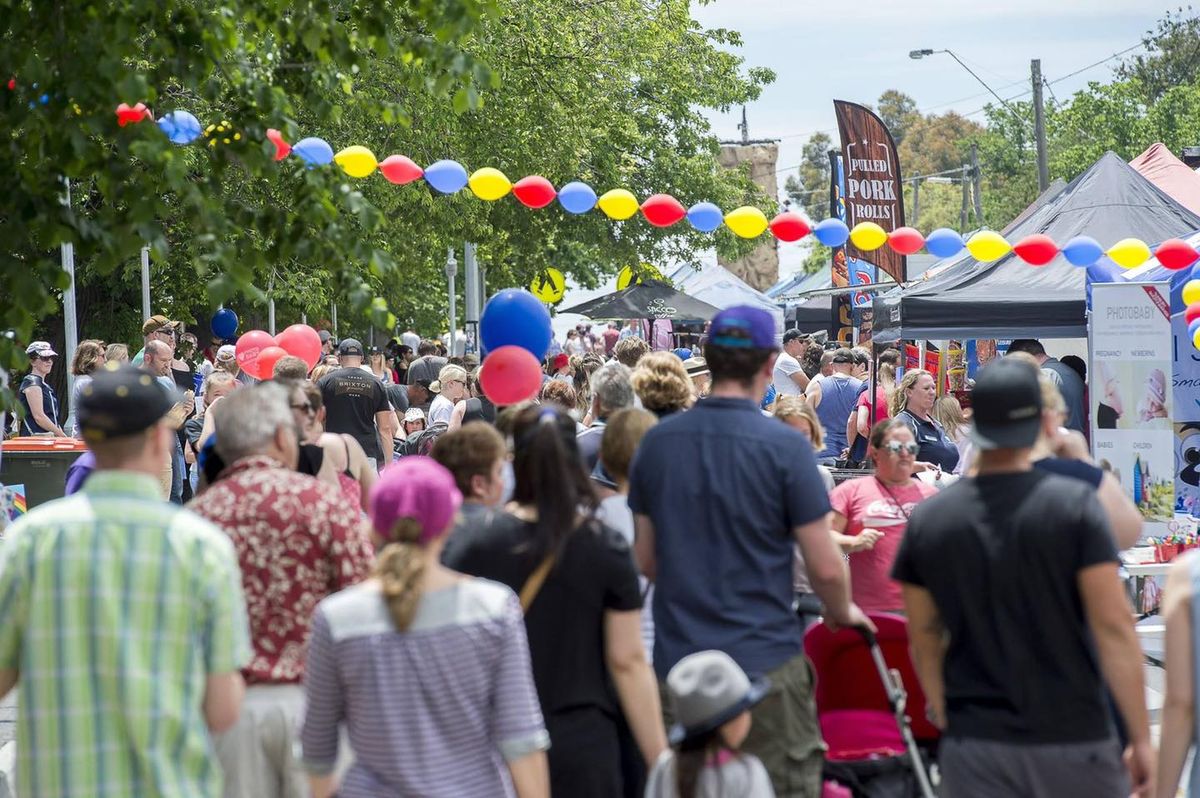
[301,579,549,797]
[0,470,252,798]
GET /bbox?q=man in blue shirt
[629,305,870,797]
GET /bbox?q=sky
[686,0,1171,275]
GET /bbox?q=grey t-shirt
[644,749,775,798]
[1041,359,1086,435]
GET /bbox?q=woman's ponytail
[376,517,426,631]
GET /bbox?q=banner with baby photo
[1090,282,1174,536]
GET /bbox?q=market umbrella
[558,279,722,321]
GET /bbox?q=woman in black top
[891,368,959,474]
[443,405,666,797]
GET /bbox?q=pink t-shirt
[830,477,935,613]
[856,386,890,427]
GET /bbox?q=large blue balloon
[480,289,553,360]
[924,228,966,259]
[812,218,849,248]
[211,308,239,339]
[558,181,597,214]
[1062,235,1104,267]
[294,137,334,167]
[687,202,724,233]
[424,159,469,194]
[157,110,202,145]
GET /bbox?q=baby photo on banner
[1091,282,1175,535]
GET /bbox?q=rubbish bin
[1,438,87,510]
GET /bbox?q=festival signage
[1090,282,1175,535]
[833,100,906,284]
[828,153,875,345]
[1169,296,1200,518]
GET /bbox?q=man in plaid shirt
[0,364,251,797]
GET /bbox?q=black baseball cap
[782,329,807,344]
[78,364,178,443]
[318,330,334,345]
[831,347,854,364]
[337,338,364,357]
[968,357,1043,450]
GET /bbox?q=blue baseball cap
[708,306,777,350]
[672,347,692,360]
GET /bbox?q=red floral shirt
[189,456,374,684]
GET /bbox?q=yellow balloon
[1194,327,1200,350]
[598,189,640,220]
[1185,280,1200,306]
[1107,237,1152,269]
[530,268,565,303]
[468,167,512,201]
[848,222,888,251]
[965,230,1012,262]
[724,206,769,239]
[333,145,378,178]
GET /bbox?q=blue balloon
[480,289,553,360]
[924,228,966,259]
[293,137,334,167]
[812,218,849,248]
[1189,262,1200,282]
[672,347,692,360]
[686,202,724,233]
[424,159,468,194]
[211,308,239,339]
[1062,235,1104,267]
[558,181,597,214]
[157,110,203,145]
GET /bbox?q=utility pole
[463,243,481,355]
[140,246,151,322]
[1031,58,1049,192]
[912,178,921,226]
[960,165,970,231]
[970,142,984,226]
[445,247,458,357]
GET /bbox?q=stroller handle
[854,624,879,648]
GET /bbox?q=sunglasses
[34,355,55,362]
[881,441,920,456]
[290,402,315,415]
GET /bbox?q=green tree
[784,131,833,223]
[877,89,918,146]
[1118,6,1200,102]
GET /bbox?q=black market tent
[558,279,722,321]
[783,255,941,336]
[872,152,1200,342]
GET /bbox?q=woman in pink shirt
[829,419,935,614]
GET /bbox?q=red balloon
[1012,234,1059,266]
[1186,304,1200,325]
[769,212,810,242]
[266,128,291,161]
[234,329,276,379]
[640,194,687,227]
[252,346,289,380]
[1156,238,1199,271]
[379,154,424,185]
[275,323,322,370]
[116,102,151,127]
[888,226,925,255]
[479,346,543,405]
[512,175,558,209]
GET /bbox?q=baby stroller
[804,614,938,798]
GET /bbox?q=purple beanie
[368,457,463,544]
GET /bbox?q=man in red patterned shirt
[189,381,374,798]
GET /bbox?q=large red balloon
[1156,238,1199,271]
[640,194,687,227]
[275,323,322,369]
[769,212,810,242]
[888,227,925,255]
[379,154,424,185]
[479,346,543,406]
[1186,303,1200,325]
[235,330,276,379]
[253,346,290,380]
[512,175,558,209]
[1012,234,1058,266]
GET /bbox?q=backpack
[400,421,449,457]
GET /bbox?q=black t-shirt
[318,368,389,461]
[891,470,1119,744]
[1034,457,1104,489]
[442,511,642,718]
[896,409,960,472]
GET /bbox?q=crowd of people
[0,304,1186,797]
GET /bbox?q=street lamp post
[910,48,1048,191]
[445,247,458,357]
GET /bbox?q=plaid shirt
[0,470,251,798]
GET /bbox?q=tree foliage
[1117,6,1200,102]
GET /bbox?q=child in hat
[645,650,775,798]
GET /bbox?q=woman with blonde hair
[630,351,693,418]
[932,394,973,475]
[428,363,469,426]
[891,368,958,474]
[104,342,129,365]
[301,458,550,797]
[367,348,393,386]
[69,339,106,438]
